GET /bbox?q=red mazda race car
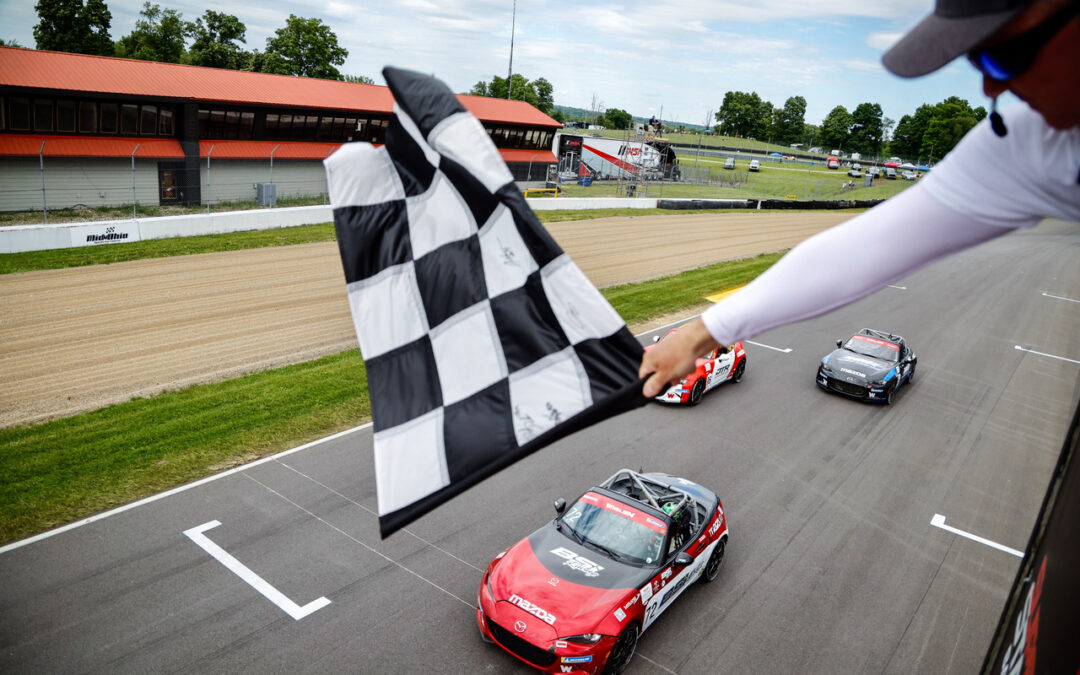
[477,469,729,674]
[644,328,747,405]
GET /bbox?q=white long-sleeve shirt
[702,103,1080,345]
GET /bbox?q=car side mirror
[673,552,694,568]
[836,339,843,348]
[652,335,661,343]
[554,498,566,515]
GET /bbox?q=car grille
[487,618,557,667]
[828,378,867,397]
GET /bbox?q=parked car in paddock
[816,328,916,404]
[826,157,840,170]
[723,157,735,169]
[847,168,863,178]
[644,328,747,405]
[901,170,918,181]
[477,469,729,674]
[884,167,898,179]
[748,159,760,172]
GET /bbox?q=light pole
[506,0,516,100]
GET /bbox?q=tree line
[26,0,364,81]
[715,89,987,161]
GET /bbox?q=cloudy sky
[1,0,1000,129]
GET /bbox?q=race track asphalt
[1,219,1078,674]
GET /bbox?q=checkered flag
[325,67,646,538]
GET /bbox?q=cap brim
[882,9,1022,78]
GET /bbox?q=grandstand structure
[0,47,559,211]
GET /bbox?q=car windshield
[844,335,900,362]
[561,493,666,565]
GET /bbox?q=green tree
[468,73,555,115]
[261,15,347,79]
[604,108,632,130]
[114,2,185,63]
[343,74,374,84]
[848,102,884,156]
[919,96,980,162]
[2,38,23,47]
[819,105,853,152]
[185,10,246,69]
[33,0,113,55]
[715,91,765,137]
[757,100,777,140]
[532,77,554,115]
[778,96,807,145]
[468,80,491,97]
[802,122,821,147]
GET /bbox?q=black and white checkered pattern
[325,67,645,537]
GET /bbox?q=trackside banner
[981,397,1080,674]
[71,222,141,247]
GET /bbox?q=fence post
[131,143,140,221]
[39,141,47,225]
[269,144,280,208]
[206,144,215,214]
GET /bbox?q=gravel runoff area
[0,211,855,427]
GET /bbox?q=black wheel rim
[691,380,704,404]
[607,627,638,673]
[706,540,725,580]
[734,361,745,382]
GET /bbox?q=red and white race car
[644,328,747,405]
[477,469,729,674]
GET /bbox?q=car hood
[488,525,651,633]
[821,349,896,381]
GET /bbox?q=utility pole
[507,0,516,100]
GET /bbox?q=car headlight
[563,633,604,644]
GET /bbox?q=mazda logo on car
[514,620,527,633]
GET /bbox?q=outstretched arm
[639,185,1017,397]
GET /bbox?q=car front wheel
[732,360,745,383]
[689,379,706,406]
[602,624,640,675]
[704,539,726,582]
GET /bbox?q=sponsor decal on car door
[706,352,733,390]
[640,540,718,630]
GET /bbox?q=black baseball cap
[882,0,1033,77]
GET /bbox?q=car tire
[732,360,745,383]
[908,364,915,383]
[703,538,726,582]
[689,379,705,406]
[885,386,894,405]
[602,624,640,675]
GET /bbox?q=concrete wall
[0,158,160,212]
[200,160,330,205]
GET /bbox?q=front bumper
[654,383,689,405]
[477,586,614,673]
[817,371,890,402]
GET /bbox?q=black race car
[816,328,916,404]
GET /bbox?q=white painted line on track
[1014,345,1080,365]
[930,514,1023,558]
[888,284,907,290]
[184,520,331,620]
[0,422,374,555]
[746,340,792,353]
[1042,291,1080,304]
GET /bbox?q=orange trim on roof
[0,46,560,127]
[199,140,341,160]
[0,134,184,158]
[498,149,557,163]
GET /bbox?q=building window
[239,111,253,139]
[8,98,29,131]
[140,104,158,135]
[210,109,226,137]
[158,107,174,136]
[57,100,76,132]
[300,115,318,141]
[223,110,240,139]
[79,101,97,133]
[0,97,4,131]
[34,99,53,132]
[120,103,139,134]
[264,113,279,138]
[100,102,118,133]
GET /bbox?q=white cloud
[865,31,904,51]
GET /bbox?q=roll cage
[597,469,713,557]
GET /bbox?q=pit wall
[0,198,878,254]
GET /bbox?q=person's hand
[639,318,721,398]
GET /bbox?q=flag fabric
[324,67,647,538]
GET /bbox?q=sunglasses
[968,0,1080,81]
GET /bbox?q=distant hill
[553,104,706,130]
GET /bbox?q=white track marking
[930,514,1023,558]
[887,284,907,290]
[1042,291,1080,303]
[746,340,792,353]
[184,520,331,620]
[1014,345,1080,365]
[0,422,374,555]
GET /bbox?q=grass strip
[0,208,812,275]
[0,250,782,545]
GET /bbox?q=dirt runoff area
[0,210,856,427]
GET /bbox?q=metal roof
[0,134,184,158]
[0,47,560,128]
